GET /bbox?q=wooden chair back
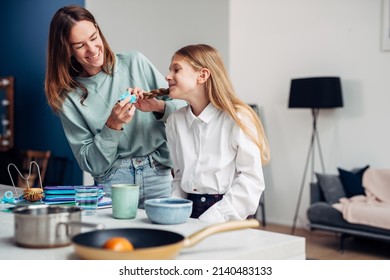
[17,150,51,188]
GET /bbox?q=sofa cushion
[363,168,390,203]
[315,173,346,204]
[338,165,370,198]
[308,202,390,236]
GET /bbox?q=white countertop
[0,184,305,260]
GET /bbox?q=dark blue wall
[0,0,85,185]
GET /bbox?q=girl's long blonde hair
[175,44,270,165]
[45,5,116,113]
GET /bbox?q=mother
[44,5,186,208]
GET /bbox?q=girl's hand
[134,88,165,114]
[135,97,165,114]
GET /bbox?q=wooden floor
[261,223,390,260]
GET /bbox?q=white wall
[86,0,390,228]
[86,0,229,74]
[230,0,390,227]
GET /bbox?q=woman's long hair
[45,5,115,113]
[175,44,270,165]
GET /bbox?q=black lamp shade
[288,77,343,108]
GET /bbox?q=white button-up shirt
[166,103,265,223]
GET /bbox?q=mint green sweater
[58,51,186,179]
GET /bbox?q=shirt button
[201,197,206,202]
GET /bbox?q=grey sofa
[307,181,390,252]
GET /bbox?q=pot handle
[182,218,260,248]
[56,221,105,238]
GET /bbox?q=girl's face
[165,55,201,101]
[69,20,104,76]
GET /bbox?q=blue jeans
[94,155,172,209]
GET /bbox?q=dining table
[0,184,305,260]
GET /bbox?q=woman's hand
[106,92,136,131]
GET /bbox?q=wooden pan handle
[182,219,260,248]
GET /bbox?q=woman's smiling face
[69,20,104,76]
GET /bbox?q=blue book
[43,185,105,204]
[44,185,103,195]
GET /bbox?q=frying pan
[72,219,260,260]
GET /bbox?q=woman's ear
[198,68,210,84]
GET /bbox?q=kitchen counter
[0,184,305,260]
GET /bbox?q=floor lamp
[288,77,343,235]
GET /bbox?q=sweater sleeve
[59,100,122,177]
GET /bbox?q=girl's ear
[198,68,210,84]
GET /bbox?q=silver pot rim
[13,204,82,216]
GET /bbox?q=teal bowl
[144,198,193,225]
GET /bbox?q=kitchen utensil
[72,218,259,260]
[13,204,103,248]
[7,161,44,202]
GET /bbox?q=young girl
[165,44,270,223]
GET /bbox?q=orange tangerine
[103,237,134,252]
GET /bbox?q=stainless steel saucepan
[12,204,103,248]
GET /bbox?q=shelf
[0,76,14,151]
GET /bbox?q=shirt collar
[185,103,220,127]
